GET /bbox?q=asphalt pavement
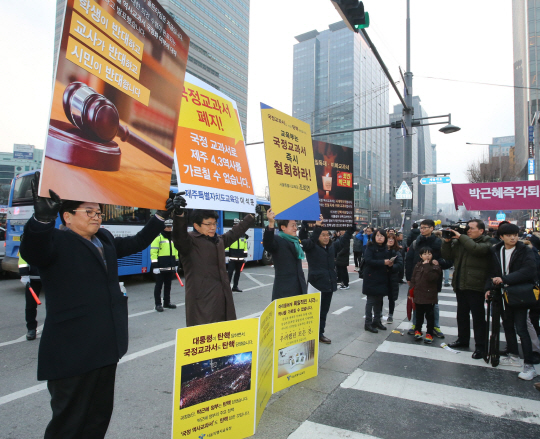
[1,263,540,438]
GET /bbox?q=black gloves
[156,197,174,219]
[172,193,187,215]
[31,171,62,223]
[349,224,358,233]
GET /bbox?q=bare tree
[465,153,517,183]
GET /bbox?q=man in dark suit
[19,172,175,439]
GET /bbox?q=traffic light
[331,0,370,32]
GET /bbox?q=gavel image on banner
[45,82,173,171]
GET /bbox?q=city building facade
[0,145,43,186]
[160,0,249,133]
[292,21,389,226]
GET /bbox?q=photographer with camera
[442,219,492,359]
[485,222,538,380]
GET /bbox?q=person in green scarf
[263,208,308,301]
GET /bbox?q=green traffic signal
[354,11,369,29]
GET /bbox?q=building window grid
[171,2,248,57]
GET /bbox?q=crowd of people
[180,362,251,410]
[353,218,540,386]
[18,174,540,437]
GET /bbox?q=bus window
[12,174,35,206]
[223,211,241,227]
[101,206,151,224]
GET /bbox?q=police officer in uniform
[19,256,42,340]
[225,218,248,292]
[151,219,179,312]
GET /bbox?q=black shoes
[447,340,469,348]
[365,324,378,333]
[319,335,331,344]
[471,350,484,360]
[26,330,36,341]
[372,321,387,331]
[155,305,164,312]
[164,303,177,309]
[232,287,243,292]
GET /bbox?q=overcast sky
[1,0,514,205]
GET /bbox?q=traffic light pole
[403,0,413,213]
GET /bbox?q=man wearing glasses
[19,172,174,439]
[172,205,256,327]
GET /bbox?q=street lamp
[466,142,503,181]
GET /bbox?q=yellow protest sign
[255,302,275,427]
[172,319,259,439]
[175,74,256,212]
[260,104,320,220]
[273,294,320,393]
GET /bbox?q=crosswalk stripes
[289,288,540,438]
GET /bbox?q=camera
[440,221,469,239]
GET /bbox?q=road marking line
[438,300,457,306]
[396,322,508,343]
[341,369,540,425]
[376,340,524,371]
[0,325,44,348]
[332,306,353,315]
[244,273,266,287]
[289,421,381,439]
[0,383,47,406]
[119,340,175,363]
[439,292,455,298]
[0,309,264,407]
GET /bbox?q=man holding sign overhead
[172,197,257,327]
[19,172,174,439]
[263,209,308,301]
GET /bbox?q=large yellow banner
[172,293,320,438]
[260,104,320,220]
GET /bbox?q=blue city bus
[2,171,271,276]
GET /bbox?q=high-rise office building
[389,96,436,219]
[55,0,250,133]
[160,0,250,133]
[292,21,389,224]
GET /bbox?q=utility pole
[401,0,414,234]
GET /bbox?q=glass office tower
[293,21,389,224]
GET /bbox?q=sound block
[46,120,121,171]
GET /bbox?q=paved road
[1,264,539,438]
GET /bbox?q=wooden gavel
[62,82,173,167]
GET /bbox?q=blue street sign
[496,211,506,221]
[529,126,534,142]
[528,158,535,175]
[420,176,451,185]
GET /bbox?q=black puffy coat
[300,227,351,293]
[485,241,538,292]
[362,243,399,297]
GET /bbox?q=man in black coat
[299,216,352,344]
[407,223,421,247]
[19,173,175,439]
[263,208,307,301]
